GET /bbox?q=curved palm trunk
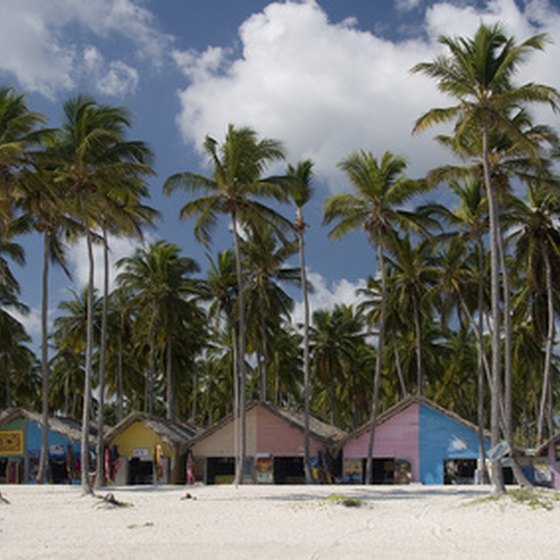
[537,246,555,443]
[482,129,505,495]
[81,201,95,494]
[366,242,387,485]
[298,225,312,484]
[95,228,109,488]
[146,320,156,415]
[37,232,50,484]
[232,216,246,486]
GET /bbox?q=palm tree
[324,149,428,484]
[384,235,439,396]
[286,159,314,483]
[164,124,290,484]
[412,22,559,494]
[310,304,366,428]
[116,240,202,420]
[54,95,152,493]
[242,227,299,402]
[509,184,560,443]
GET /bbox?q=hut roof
[535,432,560,457]
[0,407,89,441]
[104,411,200,449]
[188,401,347,449]
[341,395,489,447]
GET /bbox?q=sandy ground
[0,484,558,559]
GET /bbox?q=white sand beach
[0,484,558,559]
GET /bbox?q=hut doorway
[206,457,235,484]
[273,457,304,484]
[443,458,477,484]
[49,458,69,483]
[128,457,154,485]
[361,458,395,484]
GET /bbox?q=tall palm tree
[384,235,439,396]
[116,240,202,420]
[286,159,314,483]
[324,149,428,484]
[164,124,290,484]
[509,184,560,443]
[54,95,153,493]
[412,22,559,494]
[242,227,299,402]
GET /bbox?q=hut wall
[254,406,324,456]
[110,421,174,459]
[343,402,420,481]
[418,403,487,485]
[547,439,560,490]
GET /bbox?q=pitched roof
[104,411,200,449]
[188,401,347,448]
[0,407,89,441]
[535,432,560,457]
[342,395,488,446]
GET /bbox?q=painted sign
[0,431,24,455]
[132,448,150,459]
[255,454,273,484]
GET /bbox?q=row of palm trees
[0,23,559,494]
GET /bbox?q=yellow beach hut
[104,412,199,485]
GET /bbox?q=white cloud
[173,0,560,192]
[395,0,422,13]
[291,269,366,326]
[0,0,170,97]
[8,307,43,339]
[67,233,150,294]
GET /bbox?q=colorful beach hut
[535,433,560,489]
[104,412,199,485]
[0,408,87,484]
[188,402,346,484]
[342,397,490,485]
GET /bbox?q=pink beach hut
[188,401,346,484]
[342,396,490,485]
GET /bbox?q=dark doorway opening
[128,458,153,485]
[273,457,304,484]
[49,458,69,483]
[444,459,477,484]
[361,458,395,484]
[206,457,235,484]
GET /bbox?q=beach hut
[534,433,560,489]
[104,412,199,485]
[188,401,346,484]
[0,408,86,484]
[342,397,490,485]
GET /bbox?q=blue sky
[1,0,559,344]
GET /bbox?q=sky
[1,0,560,345]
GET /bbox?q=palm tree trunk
[117,332,124,422]
[258,289,268,402]
[482,128,505,495]
[497,224,532,487]
[366,241,387,485]
[147,320,156,415]
[537,246,555,443]
[37,232,50,484]
[166,335,174,420]
[298,227,312,484]
[413,298,423,396]
[393,345,408,399]
[95,227,109,488]
[476,240,489,484]
[232,215,246,486]
[81,200,94,494]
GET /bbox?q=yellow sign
[0,431,24,455]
